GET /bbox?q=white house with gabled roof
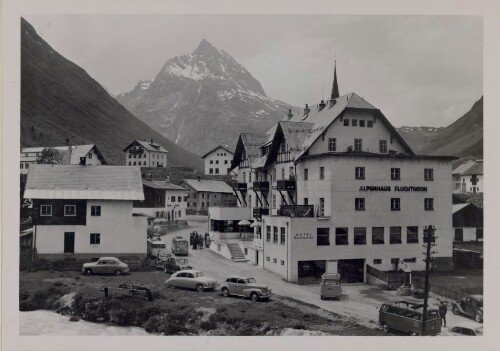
[124,139,168,168]
[201,145,235,176]
[24,165,147,259]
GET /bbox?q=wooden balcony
[276,179,296,191]
[277,205,314,217]
[233,183,248,191]
[128,148,144,154]
[252,207,269,219]
[252,181,270,191]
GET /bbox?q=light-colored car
[82,257,130,276]
[449,326,483,336]
[165,269,218,292]
[219,276,272,302]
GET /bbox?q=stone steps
[227,243,248,262]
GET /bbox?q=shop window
[424,168,434,181]
[335,228,348,245]
[390,227,402,244]
[317,228,330,246]
[355,198,365,211]
[355,167,365,179]
[424,198,434,211]
[372,227,384,244]
[407,226,419,243]
[354,227,366,245]
[391,198,401,211]
[391,168,401,180]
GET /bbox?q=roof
[21,144,106,165]
[452,160,478,175]
[462,162,483,176]
[230,133,270,171]
[124,140,168,153]
[182,179,234,193]
[201,145,234,159]
[24,165,144,200]
[142,179,187,191]
[453,203,470,213]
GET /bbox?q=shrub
[292,323,307,330]
[53,281,64,287]
[200,319,217,331]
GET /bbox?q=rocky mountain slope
[117,39,292,155]
[396,126,444,154]
[21,18,203,171]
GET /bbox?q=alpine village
[19,18,483,337]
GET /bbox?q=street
[159,219,483,335]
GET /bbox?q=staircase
[227,243,248,262]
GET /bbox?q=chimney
[319,100,326,111]
[329,99,336,108]
[150,138,154,144]
[287,109,293,120]
[65,138,72,151]
[79,157,86,165]
[304,104,310,115]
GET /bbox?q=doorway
[338,259,365,283]
[64,232,75,253]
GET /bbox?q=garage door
[338,259,365,283]
[297,260,326,285]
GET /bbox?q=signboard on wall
[293,232,313,239]
[359,185,428,192]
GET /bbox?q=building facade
[209,66,454,284]
[182,179,237,214]
[20,143,106,174]
[124,140,168,168]
[452,203,483,242]
[24,165,147,259]
[452,160,483,193]
[201,145,235,176]
[133,179,188,221]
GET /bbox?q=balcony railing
[233,183,247,191]
[129,148,144,154]
[252,181,270,191]
[277,205,314,217]
[252,207,269,219]
[276,179,296,191]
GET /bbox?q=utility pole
[421,225,437,335]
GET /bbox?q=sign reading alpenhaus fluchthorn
[359,186,428,192]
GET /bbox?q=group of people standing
[190,231,210,250]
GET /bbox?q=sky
[26,15,482,128]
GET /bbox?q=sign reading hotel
[294,233,313,239]
[359,185,428,192]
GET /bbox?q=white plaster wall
[460,174,483,193]
[204,148,234,175]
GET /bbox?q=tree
[37,147,64,164]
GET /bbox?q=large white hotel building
[208,64,454,284]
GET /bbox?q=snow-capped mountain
[117,39,292,155]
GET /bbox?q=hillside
[21,18,203,171]
[117,39,292,155]
[396,126,444,154]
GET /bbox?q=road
[159,220,482,335]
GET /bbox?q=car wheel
[196,284,204,292]
[474,312,483,323]
[114,270,122,276]
[382,323,390,333]
[222,288,230,297]
[452,306,461,315]
[250,292,259,302]
[85,268,93,275]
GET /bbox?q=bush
[292,323,307,330]
[53,281,64,287]
[200,319,218,331]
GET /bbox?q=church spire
[331,60,339,99]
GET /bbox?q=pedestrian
[198,234,204,249]
[192,233,198,250]
[205,233,210,248]
[438,300,448,327]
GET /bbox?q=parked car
[171,236,189,256]
[165,270,218,292]
[162,257,192,273]
[155,252,172,269]
[219,276,272,302]
[449,326,483,336]
[378,300,441,336]
[82,257,129,276]
[451,295,483,323]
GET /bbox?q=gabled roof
[462,162,483,176]
[25,165,144,200]
[21,144,107,165]
[452,203,470,213]
[452,160,477,175]
[201,145,234,159]
[124,140,168,153]
[230,133,269,171]
[142,179,187,191]
[182,179,234,194]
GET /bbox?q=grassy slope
[21,18,203,171]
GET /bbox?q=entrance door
[64,232,75,253]
[338,259,365,283]
[454,228,464,242]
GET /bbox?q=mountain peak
[194,39,219,55]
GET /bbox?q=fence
[366,265,406,289]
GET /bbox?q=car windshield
[176,259,188,265]
[194,272,204,277]
[245,278,256,283]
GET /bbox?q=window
[40,205,52,216]
[391,198,401,211]
[317,228,330,246]
[20,164,23,169]
[244,248,248,255]
[273,226,278,243]
[407,226,419,243]
[405,258,417,263]
[280,227,286,245]
[355,198,365,211]
[343,119,349,126]
[129,162,131,165]
[64,205,76,216]
[281,167,285,180]
[91,206,101,216]
[289,166,294,179]
[476,228,483,240]
[281,260,285,266]
[216,160,219,164]
[88,153,93,159]
[390,227,402,244]
[328,138,336,151]
[201,202,205,207]
[335,228,348,245]
[171,196,175,202]
[304,168,308,180]
[372,227,384,244]
[373,259,382,265]
[304,198,308,205]
[272,168,276,181]
[224,160,228,164]
[209,168,213,174]
[352,119,358,127]
[355,167,365,179]
[391,168,400,180]
[367,120,374,128]
[424,198,434,211]
[359,120,365,127]
[272,194,276,209]
[90,233,100,245]
[202,194,205,199]
[354,227,367,245]
[354,139,362,151]
[26,164,29,169]
[379,140,387,154]
[266,226,271,242]
[319,198,325,217]
[273,258,277,264]
[266,256,270,262]
[424,168,434,181]
[177,196,182,202]
[319,167,325,180]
